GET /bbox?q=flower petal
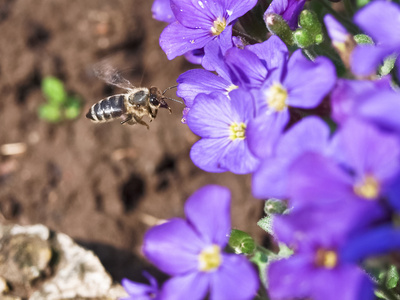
[220,137,260,174]
[359,90,400,132]
[210,254,259,300]
[224,47,268,89]
[268,255,314,299]
[143,219,204,275]
[311,266,374,300]
[152,0,175,23]
[190,138,230,173]
[341,225,400,263]
[171,0,221,28]
[354,1,400,46]
[284,50,336,108]
[351,44,396,76]
[160,22,212,60]
[187,92,235,138]
[160,272,210,300]
[246,35,289,70]
[177,69,231,107]
[247,110,289,159]
[185,185,231,246]
[330,119,400,184]
[224,0,258,22]
[287,152,355,207]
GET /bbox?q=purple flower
[159,0,257,60]
[143,185,259,300]
[152,0,175,23]
[252,116,330,200]
[351,1,400,77]
[268,202,386,300]
[121,272,159,300]
[187,90,260,174]
[177,40,237,108]
[245,49,336,158]
[330,78,400,132]
[224,36,289,90]
[264,0,306,30]
[288,119,400,210]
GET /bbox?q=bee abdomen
[86,94,126,123]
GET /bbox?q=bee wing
[93,61,135,91]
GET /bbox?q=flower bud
[264,199,287,215]
[229,229,256,255]
[293,28,314,48]
[264,13,294,46]
[299,10,322,41]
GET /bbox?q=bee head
[149,87,171,112]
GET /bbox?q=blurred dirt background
[0,0,264,286]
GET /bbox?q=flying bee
[86,63,179,129]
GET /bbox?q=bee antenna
[162,85,178,95]
[164,96,183,104]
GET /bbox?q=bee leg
[133,114,149,130]
[121,115,133,125]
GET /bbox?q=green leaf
[386,265,399,289]
[379,55,397,76]
[42,76,67,104]
[38,103,62,123]
[64,96,81,120]
[229,229,256,255]
[354,34,374,45]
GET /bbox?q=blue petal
[330,119,400,185]
[284,50,336,109]
[171,0,221,28]
[224,47,268,89]
[185,185,231,246]
[341,225,400,263]
[359,89,400,132]
[142,219,204,275]
[187,92,235,138]
[246,36,289,70]
[177,69,231,107]
[354,1,400,46]
[152,0,175,23]
[160,22,213,60]
[202,39,231,80]
[190,138,230,173]
[210,254,259,300]
[224,0,258,23]
[160,272,210,300]
[351,44,397,76]
[247,110,289,158]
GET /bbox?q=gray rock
[0,224,128,300]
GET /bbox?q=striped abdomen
[86,94,126,123]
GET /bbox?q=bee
[86,63,178,129]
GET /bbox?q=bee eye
[150,96,160,106]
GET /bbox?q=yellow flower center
[267,83,288,112]
[229,122,246,140]
[315,249,338,269]
[211,17,227,36]
[226,84,239,94]
[198,245,222,272]
[353,175,380,200]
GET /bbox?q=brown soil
[0,0,264,285]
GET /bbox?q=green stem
[343,0,356,17]
[232,28,263,44]
[376,285,400,300]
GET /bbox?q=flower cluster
[122,0,400,299]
